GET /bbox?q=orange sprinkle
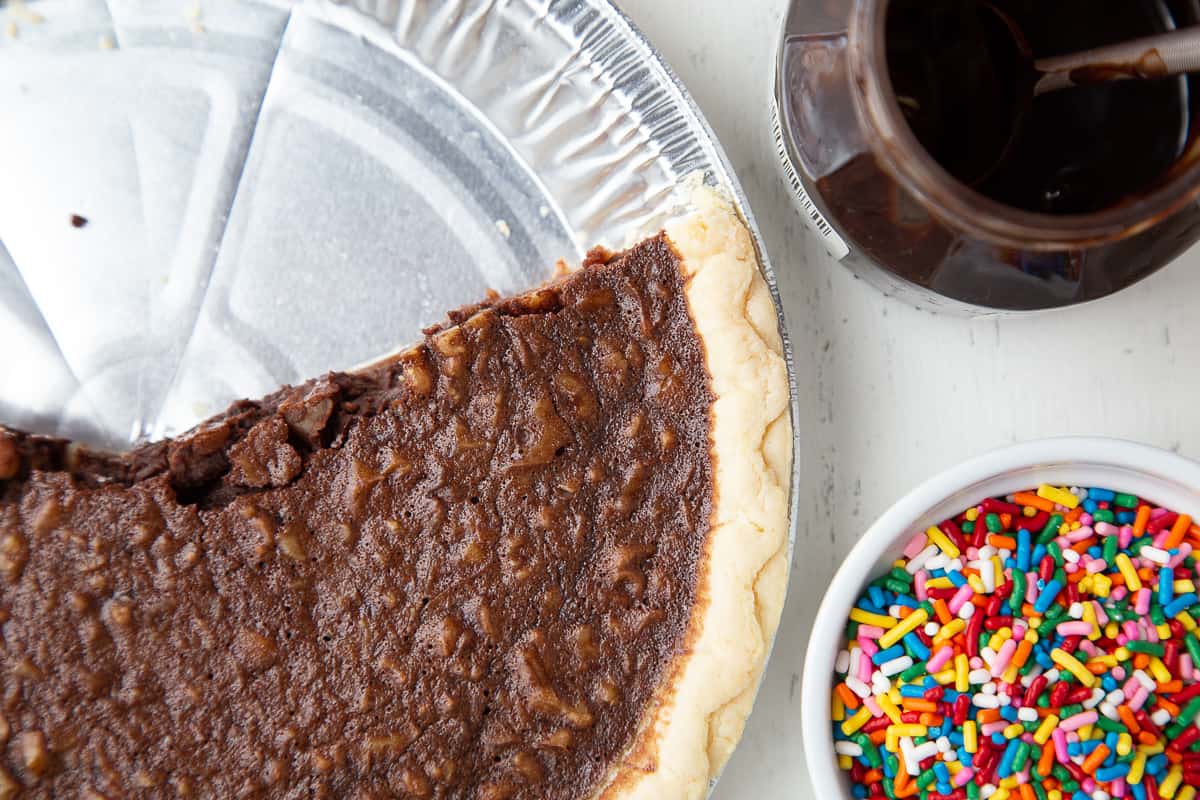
[1019,784,1037,800]
[1068,570,1087,584]
[1038,740,1055,776]
[1158,680,1183,694]
[1087,661,1109,675]
[869,729,887,746]
[1118,704,1141,734]
[1157,697,1181,717]
[918,712,944,727]
[1134,505,1152,537]
[1014,492,1056,513]
[1013,638,1034,669]
[835,683,860,710]
[1081,743,1109,774]
[1064,507,1084,523]
[933,599,953,625]
[1138,731,1159,746]
[977,709,1002,724]
[864,769,883,784]
[1166,749,1183,765]
[989,535,1017,550]
[1166,514,1194,549]
[1133,654,1150,670]
[895,772,917,798]
[901,698,937,713]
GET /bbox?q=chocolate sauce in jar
[886,0,1193,215]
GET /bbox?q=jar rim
[847,0,1200,251]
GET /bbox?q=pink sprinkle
[857,657,872,684]
[1153,531,1171,549]
[1123,621,1140,640]
[1122,677,1139,696]
[1146,624,1160,644]
[903,533,928,559]
[991,639,1017,677]
[1112,666,1126,681]
[1095,522,1119,537]
[970,657,985,670]
[1182,654,1195,681]
[1170,543,1193,567]
[1112,778,1127,798]
[1135,588,1152,615]
[1119,527,1133,549]
[1085,558,1107,573]
[914,571,928,602]
[1129,686,1149,711]
[1079,513,1094,527]
[1093,601,1109,627]
[948,584,974,614]
[1151,507,1170,519]
[1012,623,1026,639]
[864,697,882,717]
[859,638,880,658]
[1112,586,1128,602]
[1081,778,1096,794]
[1026,580,1040,604]
[982,721,1008,735]
[1057,621,1092,637]
[927,647,954,672]
[1065,563,1079,574]
[1067,526,1093,542]
[1079,640,1099,658]
[954,768,973,787]
[1059,710,1098,731]
[857,624,885,640]
[1052,728,1069,761]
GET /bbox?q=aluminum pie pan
[0,0,799,791]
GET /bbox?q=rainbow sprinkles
[832,485,1200,800]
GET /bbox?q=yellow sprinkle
[926,525,960,559]
[837,754,853,771]
[889,686,902,704]
[1059,523,1071,535]
[1033,714,1059,745]
[1160,765,1182,798]
[1103,620,1118,639]
[1078,724,1094,741]
[992,556,1007,586]
[963,720,978,753]
[880,609,928,649]
[1114,646,1131,662]
[1138,741,1166,755]
[1002,723,1024,738]
[947,760,964,776]
[1049,792,1063,800]
[1149,657,1171,684]
[890,723,927,738]
[1001,665,1019,685]
[1129,752,1148,784]
[925,577,955,590]
[1115,553,1142,592]
[932,668,957,686]
[1037,484,1080,509]
[832,692,846,722]
[1023,505,1037,517]
[1093,573,1113,598]
[879,694,902,725]
[933,618,965,645]
[988,628,1012,651]
[1087,654,1118,669]
[849,609,897,629]
[1051,648,1096,687]
[841,706,872,736]
[1117,732,1133,757]
[1175,579,1197,594]
[1158,623,1173,639]
[1181,612,1198,632]
[999,776,1020,791]
[1070,521,1082,531]
[955,654,969,692]
[965,508,980,522]
[967,574,986,594]
[1081,602,1101,640]
[1178,786,1196,800]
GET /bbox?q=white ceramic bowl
[801,437,1200,797]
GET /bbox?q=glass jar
[773,0,1200,312]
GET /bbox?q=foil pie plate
[0,0,798,790]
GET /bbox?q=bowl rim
[800,436,1200,795]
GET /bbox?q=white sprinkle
[979,545,998,560]
[944,749,959,762]
[959,602,976,620]
[846,676,871,699]
[998,693,1012,706]
[913,741,939,762]
[1063,549,1080,564]
[872,671,893,695]
[981,682,997,695]
[835,650,851,674]
[981,647,997,667]
[907,545,939,574]
[982,785,997,799]
[924,622,941,637]
[1069,602,1084,619]
[1152,708,1172,727]
[1017,707,1039,722]
[973,694,1000,709]
[936,736,952,752]
[926,554,950,572]
[495,220,511,239]
[947,558,965,573]
[835,741,864,756]
[900,737,920,776]
[881,656,914,677]
[1084,688,1105,710]
[1099,701,1119,720]
[1141,546,1171,565]
[968,669,992,685]
[1133,670,1156,691]
[849,647,862,677]
[1106,689,1126,706]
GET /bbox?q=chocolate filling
[0,235,713,799]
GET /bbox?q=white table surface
[618,0,1200,797]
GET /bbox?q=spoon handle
[1034,26,1200,95]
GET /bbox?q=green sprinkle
[1037,514,1064,545]
[1115,493,1139,508]
[1126,641,1165,656]
[1093,509,1116,523]
[985,513,1003,533]
[1010,571,1027,613]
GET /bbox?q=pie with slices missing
[0,189,790,799]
